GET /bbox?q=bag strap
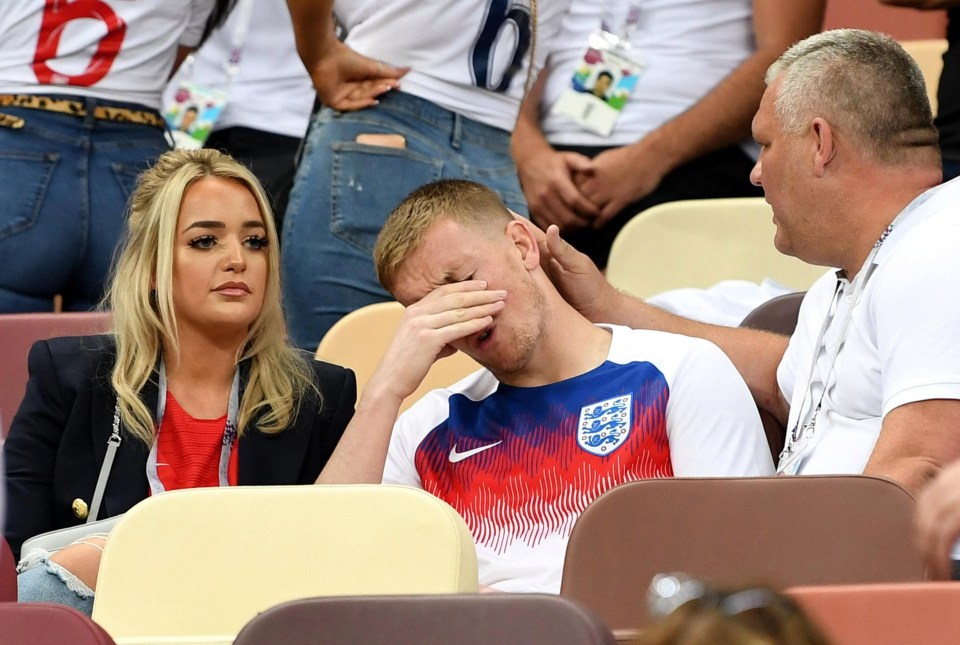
[88,405,122,524]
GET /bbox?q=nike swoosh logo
[448,441,502,463]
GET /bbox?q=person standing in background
[166,0,317,228]
[512,0,825,267]
[280,0,574,351]
[0,0,231,312]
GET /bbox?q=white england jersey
[0,0,216,109]
[384,325,773,593]
[335,0,572,131]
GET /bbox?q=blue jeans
[0,95,169,312]
[281,91,527,351]
[17,553,94,616]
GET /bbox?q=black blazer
[3,335,356,559]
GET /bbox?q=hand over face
[370,281,506,401]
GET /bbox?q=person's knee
[17,552,95,616]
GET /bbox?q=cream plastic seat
[315,301,482,413]
[605,198,826,299]
[92,486,478,643]
[900,38,948,113]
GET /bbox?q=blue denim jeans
[17,552,95,616]
[0,95,169,312]
[281,90,528,351]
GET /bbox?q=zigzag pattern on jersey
[414,361,671,554]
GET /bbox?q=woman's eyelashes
[188,234,217,250]
[244,235,269,250]
[187,234,269,250]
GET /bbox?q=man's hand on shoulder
[535,223,624,323]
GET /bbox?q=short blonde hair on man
[103,149,316,446]
[374,179,514,293]
[766,29,938,166]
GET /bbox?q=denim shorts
[0,94,169,312]
[281,90,527,351]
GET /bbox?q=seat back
[560,476,924,632]
[0,603,116,645]
[315,301,482,413]
[233,594,616,645]
[92,486,478,642]
[739,291,806,460]
[0,534,17,601]
[0,311,112,434]
[606,198,825,299]
[787,582,960,645]
[900,39,948,113]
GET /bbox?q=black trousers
[205,126,304,233]
[551,143,763,268]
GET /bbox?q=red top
[155,391,239,490]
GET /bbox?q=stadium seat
[0,311,112,434]
[233,594,616,645]
[787,582,960,645]
[315,301,481,413]
[900,39,948,113]
[605,198,825,299]
[0,603,116,645]
[739,291,806,459]
[1,534,17,602]
[92,486,478,643]
[561,475,924,632]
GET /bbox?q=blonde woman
[3,149,356,612]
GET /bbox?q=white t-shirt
[778,178,960,475]
[0,0,215,109]
[164,0,314,138]
[335,0,572,131]
[539,0,754,146]
[383,324,773,593]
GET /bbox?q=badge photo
[163,81,228,150]
[551,32,644,137]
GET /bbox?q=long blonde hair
[103,149,317,445]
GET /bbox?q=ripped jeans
[18,549,95,616]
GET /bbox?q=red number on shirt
[32,0,127,87]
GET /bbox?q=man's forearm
[598,292,790,423]
[315,383,404,484]
[286,0,338,71]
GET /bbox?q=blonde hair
[103,149,316,446]
[373,179,513,293]
[766,29,937,166]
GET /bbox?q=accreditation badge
[550,30,645,137]
[163,80,229,150]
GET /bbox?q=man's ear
[506,219,540,271]
[811,117,836,178]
